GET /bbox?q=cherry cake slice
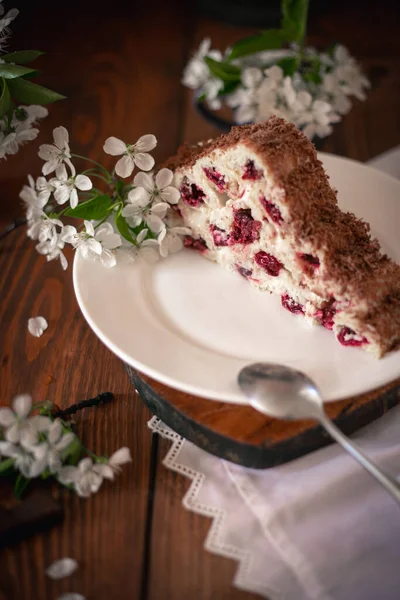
[164,116,400,358]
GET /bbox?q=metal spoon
[238,362,400,504]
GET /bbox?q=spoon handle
[318,412,400,504]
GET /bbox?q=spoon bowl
[238,363,323,421]
[238,362,400,505]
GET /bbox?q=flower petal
[46,558,78,580]
[31,414,52,432]
[84,220,95,237]
[53,126,69,150]
[0,407,16,427]
[134,152,155,171]
[42,159,58,176]
[103,136,126,156]
[109,446,132,467]
[146,214,165,234]
[100,249,117,268]
[136,229,148,244]
[69,188,79,209]
[57,465,79,485]
[54,184,70,205]
[155,168,173,189]
[48,419,62,444]
[161,186,180,205]
[38,144,56,161]
[132,171,154,192]
[28,316,48,338]
[12,394,32,418]
[55,431,75,452]
[5,423,21,444]
[57,593,86,600]
[135,134,157,152]
[127,186,151,207]
[75,174,92,191]
[55,164,68,183]
[20,426,39,448]
[115,155,134,178]
[93,463,114,480]
[151,202,169,217]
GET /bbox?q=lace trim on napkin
[148,417,278,599]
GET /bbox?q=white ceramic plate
[73,153,400,405]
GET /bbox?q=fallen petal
[46,558,78,580]
[57,594,86,600]
[28,316,48,338]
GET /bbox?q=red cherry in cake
[254,251,283,276]
[260,197,283,225]
[337,326,369,347]
[281,294,305,314]
[242,160,263,180]
[203,167,226,191]
[236,265,253,279]
[210,224,228,247]
[180,179,206,207]
[315,307,336,330]
[229,209,261,245]
[184,235,208,253]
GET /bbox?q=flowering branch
[0,1,65,159]
[0,394,131,499]
[182,0,370,140]
[20,126,191,270]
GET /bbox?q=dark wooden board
[126,366,400,469]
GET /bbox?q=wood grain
[0,0,399,599]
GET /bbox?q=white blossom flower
[36,176,56,204]
[57,447,131,497]
[27,211,63,243]
[36,234,68,270]
[57,457,103,498]
[181,38,223,90]
[52,164,92,208]
[0,122,39,159]
[122,169,179,233]
[38,126,75,176]
[46,558,79,580]
[57,594,86,600]
[90,447,132,480]
[65,221,122,268]
[0,440,48,478]
[158,226,191,258]
[0,394,51,446]
[103,134,157,178]
[37,419,75,473]
[19,175,48,221]
[28,316,48,338]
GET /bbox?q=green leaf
[281,0,310,42]
[0,78,12,119]
[218,80,240,97]
[204,57,241,82]
[0,458,14,475]
[227,30,286,60]
[0,63,37,79]
[115,213,136,244]
[7,77,66,105]
[278,56,299,76]
[3,50,44,64]
[64,195,112,220]
[14,473,30,499]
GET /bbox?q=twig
[0,218,27,242]
[53,392,114,419]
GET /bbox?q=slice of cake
[164,116,400,358]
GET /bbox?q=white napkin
[149,147,400,600]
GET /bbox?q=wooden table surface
[0,0,399,598]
